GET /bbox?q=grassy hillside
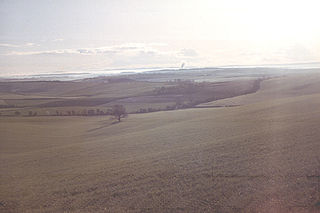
[1,74,320,212]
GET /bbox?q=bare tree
[111,105,127,122]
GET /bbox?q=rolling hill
[1,73,320,212]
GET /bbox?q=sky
[0,0,320,76]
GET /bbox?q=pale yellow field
[1,74,320,212]
[199,73,320,107]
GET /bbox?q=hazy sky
[0,0,320,76]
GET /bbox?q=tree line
[4,105,128,122]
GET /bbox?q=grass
[0,73,320,212]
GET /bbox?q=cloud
[257,44,318,64]
[77,49,94,54]
[0,43,20,48]
[1,42,204,71]
[6,49,77,56]
[52,38,64,42]
[0,42,37,48]
[5,43,166,56]
[25,42,35,46]
[109,48,181,68]
[178,48,198,57]
[285,44,316,61]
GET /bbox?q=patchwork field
[0,76,261,115]
[1,73,320,212]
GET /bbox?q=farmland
[1,72,320,212]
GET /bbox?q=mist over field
[1,0,320,212]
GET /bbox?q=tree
[111,105,127,122]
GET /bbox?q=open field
[0,75,261,115]
[1,73,320,212]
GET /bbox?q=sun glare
[192,0,320,42]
